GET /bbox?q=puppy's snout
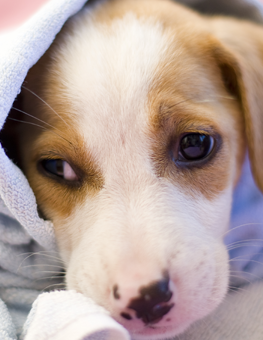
[118,277,174,324]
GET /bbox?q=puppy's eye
[41,159,78,181]
[179,134,214,161]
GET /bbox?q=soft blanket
[0,0,263,339]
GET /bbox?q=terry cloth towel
[0,0,263,339]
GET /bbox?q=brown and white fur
[12,0,263,338]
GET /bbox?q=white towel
[0,0,263,339]
[22,291,130,340]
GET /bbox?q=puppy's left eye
[179,134,215,161]
[41,159,78,181]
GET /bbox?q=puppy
[12,0,263,338]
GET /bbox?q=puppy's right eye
[41,159,78,181]
[178,134,215,162]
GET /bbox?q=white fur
[49,9,232,340]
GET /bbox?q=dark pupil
[180,134,211,160]
[42,160,64,177]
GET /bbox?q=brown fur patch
[209,18,263,192]
[87,0,201,27]
[147,27,246,200]
[19,55,104,221]
[21,129,104,220]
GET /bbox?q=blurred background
[1,0,263,31]
[0,0,49,30]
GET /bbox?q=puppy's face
[16,0,263,338]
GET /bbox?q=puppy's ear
[211,18,263,192]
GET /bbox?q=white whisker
[227,239,263,251]
[22,85,70,128]
[223,223,263,237]
[41,282,66,293]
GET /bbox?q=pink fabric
[0,0,49,31]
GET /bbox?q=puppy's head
[14,0,263,338]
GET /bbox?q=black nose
[127,278,174,324]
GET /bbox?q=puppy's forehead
[53,11,169,167]
[50,5,216,162]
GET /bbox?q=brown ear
[210,18,263,192]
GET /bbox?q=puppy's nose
[126,278,174,324]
